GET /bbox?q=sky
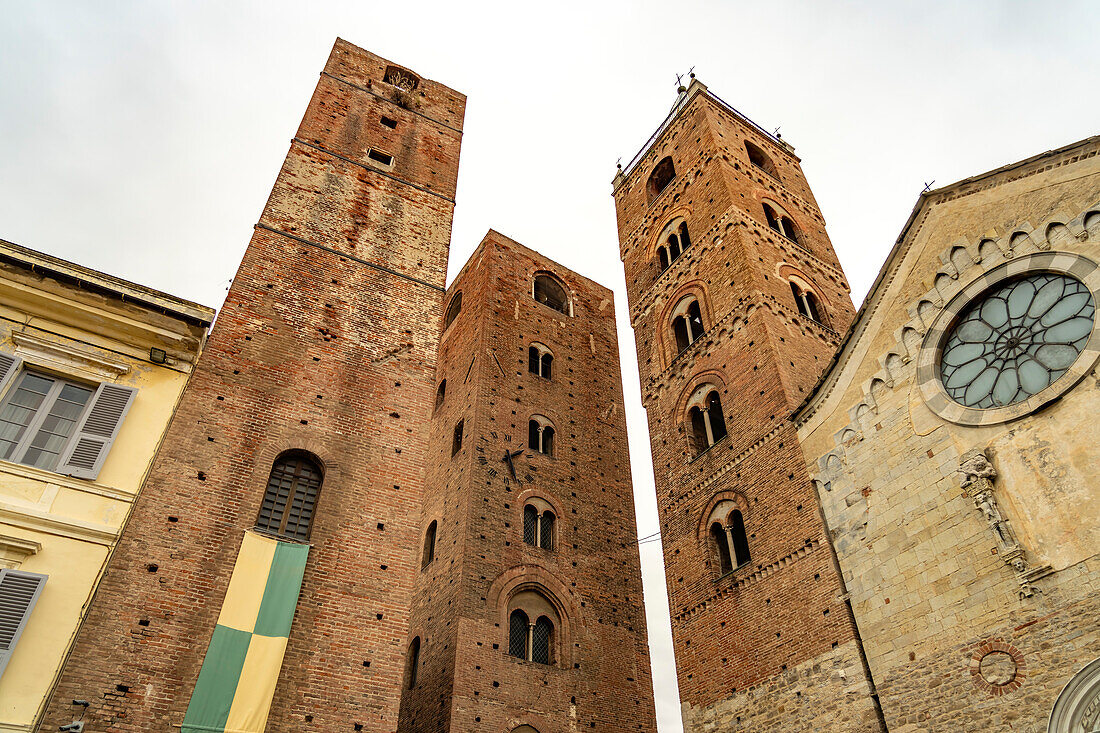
[2,2,1098,730]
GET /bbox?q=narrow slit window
[451,420,464,457]
[406,637,420,689]
[422,520,437,568]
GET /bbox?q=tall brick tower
[44,40,464,732]
[613,80,885,730]
[397,231,658,732]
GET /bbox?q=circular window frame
[917,252,1100,426]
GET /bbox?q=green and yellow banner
[181,531,309,733]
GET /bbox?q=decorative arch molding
[487,565,582,668]
[1048,655,1100,732]
[695,490,751,541]
[804,199,1100,451]
[673,369,731,422]
[515,487,565,521]
[777,264,833,308]
[657,281,712,365]
[649,207,693,257]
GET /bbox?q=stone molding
[11,330,131,381]
[1049,655,1100,733]
[0,533,41,569]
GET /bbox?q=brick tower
[43,40,464,732]
[397,231,658,732]
[613,80,885,730]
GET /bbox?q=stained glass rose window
[939,273,1095,408]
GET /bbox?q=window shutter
[0,569,46,679]
[57,382,137,480]
[0,353,22,397]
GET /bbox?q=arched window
[729,509,750,567]
[533,274,570,315]
[443,292,462,330]
[422,520,437,568]
[710,521,732,574]
[507,591,560,665]
[451,419,464,457]
[789,281,824,324]
[528,343,553,379]
[647,156,675,202]
[705,500,751,578]
[687,386,727,455]
[763,203,781,234]
[406,636,420,689]
[670,296,705,353]
[255,452,323,540]
[745,140,777,178]
[656,218,692,272]
[435,380,446,411]
[532,616,553,664]
[528,416,555,456]
[780,216,800,244]
[523,505,538,545]
[509,609,529,659]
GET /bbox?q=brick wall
[399,232,658,732]
[42,39,465,732]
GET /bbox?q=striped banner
[181,531,309,733]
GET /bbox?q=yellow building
[0,239,213,731]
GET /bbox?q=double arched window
[763,202,801,245]
[533,273,570,315]
[528,343,553,379]
[707,502,751,575]
[647,156,675,202]
[422,520,437,568]
[528,415,555,456]
[255,451,323,541]
[671,296,704,353]
[657,218,692,272]
[523,501,555,551]
[687,386,728,455]
[507,590,558,665]
[745,140,778,178]
[789,281,823,323]
[443,291,462,331]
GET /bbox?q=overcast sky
[3,2,1098,730]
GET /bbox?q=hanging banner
[181,531,309,733]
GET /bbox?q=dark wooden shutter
[0,569,46,679]
[0,353,22,397]
[57,382,137,480]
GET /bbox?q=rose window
[939,273,1095,408]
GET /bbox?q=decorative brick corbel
[958,448,1051,598]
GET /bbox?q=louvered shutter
[56,382,137,480]
[0,353,22,397]
[0,569,46,679]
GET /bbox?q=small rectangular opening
[367,148,394,166]
[380,116,398,129]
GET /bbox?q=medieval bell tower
[614,80,886,730]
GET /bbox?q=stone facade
[797,137,1100,731]
[613,80,884,730]
[41,39,466,732]
[398,231,657,732]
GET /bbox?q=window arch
[745,140,777,178]
[671,295,705,353]
[705,499,751,576]
[443,291,462,330]
[522,501,556,551]
[528,343,553,379]
[422,520,437,568]
[406,636,420,689]
[533,274,570,315]
[656,217,692,272]
[435,380,446,411]
[507,590,559,665]
[687,386,728,455]
[789,280,823,323]
[528,415,555,456]
[255,451,323,540]
[647,156,675,202]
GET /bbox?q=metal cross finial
[688,66,695,79]
[922,180,936,193]
[675,72,684,88]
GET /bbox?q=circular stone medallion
[980,650,1018,686]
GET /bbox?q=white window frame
[0,370,96,472]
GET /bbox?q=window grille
[532,617,552,665]
[508,610,528,659]
[539,511,554,551]
[523,505,538,546]
[255,454,323,540]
